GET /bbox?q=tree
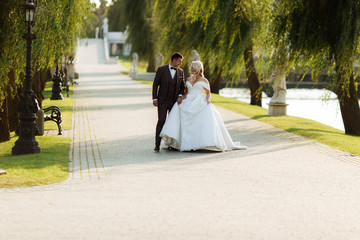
[0,0,91,142]
[153,1,230,93]
[83,9,100,38]
[119,0,156,72]
[0,0,26,142]
[107,0,127,32]
[271,0,360,135]
[94,0,108,38]
[153,1,204,77]
[154,0,270,105]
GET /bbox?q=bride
[160,60,247,152]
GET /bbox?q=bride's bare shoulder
[186,77,191,82]
[199,77,209,84]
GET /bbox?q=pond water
[219,88,347,131]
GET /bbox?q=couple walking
[152,52,247,152]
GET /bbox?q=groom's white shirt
[169,64,183,97]
[169,63,176,79]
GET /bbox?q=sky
[90,0,112,7]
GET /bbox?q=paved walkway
[1,39,360,239]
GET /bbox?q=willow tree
[93,0,108,38]
[32,0,91,95]
[272,0,360,135]
[107,0,127,32]
[109,0,156,72]
[154,0,270,105]
[153,1,209,81]
[0,0,91,142]
[0,1,27,142]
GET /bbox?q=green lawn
[210,94,360,156]
[0,82,73,188]
[118,56,148,75]
[0,133,70,188]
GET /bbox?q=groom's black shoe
[154,146,160,152]
[167,146,178,151]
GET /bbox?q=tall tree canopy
[154,0,271,104]
[107,0,127,32]
[109,0,156,72]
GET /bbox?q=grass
[133,78,360,157]
[118,56,148,75]
[210,94,360,156]
[0,133,70,188]
[0,81,73,188]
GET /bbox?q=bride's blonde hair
[190,60,204,80]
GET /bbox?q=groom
[152,52,185,151]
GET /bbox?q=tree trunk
[244,44,262,106]
[40,68,47,90]
[203,59,211,81]
[32,70,43,107]
[46,67,53,82]
[0,97,10,142]
[210,65,223,94]
[183,62,190,78]
[8,90,20,132]
[8,69,19,132]
[337,75,360,135]
[36,68,47,109]
[147,51,156,72]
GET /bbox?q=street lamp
[50,64,64,100]
[12,0,41,155]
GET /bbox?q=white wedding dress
[160,81,247,151]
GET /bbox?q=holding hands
[153,99,158,107]
[177,96,183,105]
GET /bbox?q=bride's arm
[182,77,191,99]
[200,78,211,103]
[198,78,211,103]
[201,78,211,103]
[204,87,211,103]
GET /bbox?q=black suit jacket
[152,65,185,105]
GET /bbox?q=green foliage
[122,0,155,59]
[271,0,360,87]
[33,0,92,67]
[83,13,100,38]
[269,0,360,135]
[153,0,271,78]
[107,0,127,32]
[0,0,91,106]
[0,1,27,101]
[91,0,107,37]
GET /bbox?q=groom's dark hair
[171,52,183,61]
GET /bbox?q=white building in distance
[102,17,131,57]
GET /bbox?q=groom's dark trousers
[153,65,185,148]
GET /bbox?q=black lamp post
[12,0,41,155]
[50,65,63,100]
